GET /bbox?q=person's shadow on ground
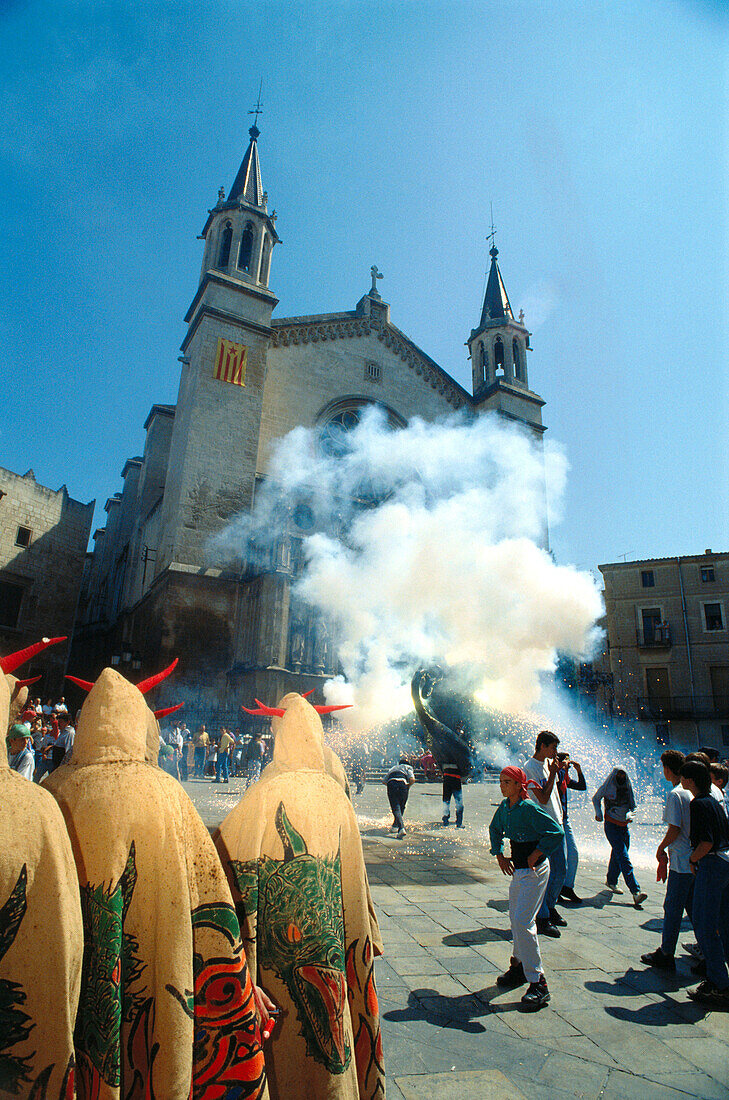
[442,927,510,946]
[584,970,705,1025]
[383,988,490,1033]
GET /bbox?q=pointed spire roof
[228,125,264,206]
[479,245,514,326]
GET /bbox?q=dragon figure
[0,866,32,1095]
[75,842,148,1090]
[411,666,477,777]
[230,802,351,1076]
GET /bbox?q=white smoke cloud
[211,407,603,731]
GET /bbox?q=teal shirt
[489,797,564,858]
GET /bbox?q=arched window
[259,235,272,286]
[218,222,232,268]
[481,342,489,381]
[512,338,521,380]
[494,336,505,374]
[238,223,254,272]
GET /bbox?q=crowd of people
[488,732,729,1011]
[6,694,77,782]
[153,720,270,786]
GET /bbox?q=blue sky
[1,0,727,573]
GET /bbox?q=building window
[259,236,271,285]
[15,526,32,548]
[0,580,24,628]
[641,607,662,644]
[701,565,715,583]
[364,361,382,384]
[494,336,504,374]
[512,338,522,380]
[238,224,254,271]
[704,602,725,631]
[641,570,655,587]
[218,222,232,268]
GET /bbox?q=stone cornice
[270,315,470,408]
[184,270,279,325]
[181,305,273,353]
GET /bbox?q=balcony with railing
[636,622,672,649]
[635,694,729,720]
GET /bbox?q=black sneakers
[520,976,550,1011]
[496,958,526,988]
[688,980,729,1008]
[559,887,582,904]
[640,948,676,971]
[536,917,561,938]
[549,908,567,927]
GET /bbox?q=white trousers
[509,860,550,983]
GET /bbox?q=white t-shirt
[663,785,692,875]
[523,757,563,824]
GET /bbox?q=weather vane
[249,79,264,127]
[486,202,497,252]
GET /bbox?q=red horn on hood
[154,703,185,719]
[13,675,42,689]
[0,637,67,675]
[135,658,179,695]
[312,704,353,715]
[65,675,94,692]
[240,699,286,718]
[302,689,315,698]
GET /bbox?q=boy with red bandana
[489,766,564,1010]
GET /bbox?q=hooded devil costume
[0,639,83,1100]
[215,693,385,1100]
[44,665,268,1100]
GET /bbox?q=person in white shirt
[384,754,416,839]
[642,750,693,970]
[523,731,566,937]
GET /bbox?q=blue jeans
[692,855,729,990]
[604,820,639,894]
[661,870,693,956]
[563,816,579,890]
[194,746,206,777]
[216,752,230,781]
[442,775,463,826]
[538,835,567,918]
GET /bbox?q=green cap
[7,723,30,744]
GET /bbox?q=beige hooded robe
[215,694,385,1100]
[44,668,268,1100]
[0,667,83,1100]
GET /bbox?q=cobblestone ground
[187,773,729,1100]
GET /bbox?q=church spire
[228,123,264,207]
[479,245,514,325]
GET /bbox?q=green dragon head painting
[231,803,351,1075]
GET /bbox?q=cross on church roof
[370,265,384,296]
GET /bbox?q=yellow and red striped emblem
[213,338,247,386]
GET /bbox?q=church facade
[73,124,547,719]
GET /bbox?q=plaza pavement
[187,773,729,1100]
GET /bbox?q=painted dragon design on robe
[0,866,75,1100]
[74,841,157,1096]
[230,803,351,1076]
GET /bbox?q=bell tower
[467,242,545,437]
[198,119,280,295]
[156,114,281,573]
